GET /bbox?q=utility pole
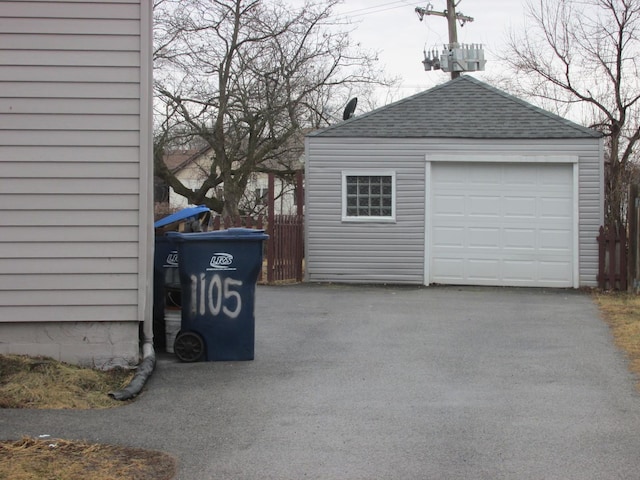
[416,1,481,79]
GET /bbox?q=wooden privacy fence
[265,171,305,283]
[209,213,304,284]
[628,184,640,292]
[266,214,304,283]
[210,214,264,231]
[597,225,627,291]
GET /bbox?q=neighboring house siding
[171,158,213,209]
[168,157,299,215]
[245,173,298,215]
[0,0,153,367]
[305,137,602,287]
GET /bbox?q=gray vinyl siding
[306,138,426,284]
[305,137,603,287]
[0,1,151,328]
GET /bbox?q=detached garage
[304,76,603,288]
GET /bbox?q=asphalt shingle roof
[309,75,601,139]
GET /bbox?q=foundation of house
[0,321,140,369]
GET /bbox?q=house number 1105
[189,273,243,319]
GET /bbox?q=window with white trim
[342,171,396,221]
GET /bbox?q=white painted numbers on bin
[189,273,243,319]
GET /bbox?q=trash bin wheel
[174,331,205,362]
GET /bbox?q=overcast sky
[328,0,530,102]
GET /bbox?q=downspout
[109,269,156,401]
[110,0,156,401]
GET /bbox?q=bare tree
[501,0,640,227]
[153,0,393,216]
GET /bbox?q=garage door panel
[467,259,501,281]
[472,165,503,185]
[432,258,464,279]
[469,196,501,216]
[504,168,538,186]
[468,227,500,248]
[430,162,574,287]
[540,167,572,185]
[434,166,471,186]
[540,197,572,218]
[539,229,572,251]
[503,260,537,282]
[433,227,465,247]
[434,195,465,215]
[504,228,536,249]
[539,261,572,284]
[504,197,537,217]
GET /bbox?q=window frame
[341,170,397,223]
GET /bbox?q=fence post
[296,171,304,282]
[267,173,275,284]
[598,226,606,289]
[296,170,304,217]
[608,227,617,289]
[619,223,628,291]
[628,184,639,291]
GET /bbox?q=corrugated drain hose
[109,343,156,401]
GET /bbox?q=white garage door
[429,162,575,287]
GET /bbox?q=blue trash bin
[166,228,269,362]
[153,206,210,351]
[152,235,179,350]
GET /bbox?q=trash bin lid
[166,228,268,242]
[154,205,210,229]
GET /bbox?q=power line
[335,0,413,19]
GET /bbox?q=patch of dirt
[0,437,176,480]
[0,355,176,479]
[0,354,134,409]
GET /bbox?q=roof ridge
[171,145,212,173]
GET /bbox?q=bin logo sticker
[164,251,178,268]
[207,253,236,271]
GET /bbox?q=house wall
[305,137,603,287]
[168,151,218,209]
[0,0,153,367]
[171,157,214,209]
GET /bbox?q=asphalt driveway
[2,284,640,479]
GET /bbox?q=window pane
[345,174,393,218]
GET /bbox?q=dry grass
[0,437,176,480]
[594,292,640,389]
[0,355,177,479]
[0,355,134,409]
